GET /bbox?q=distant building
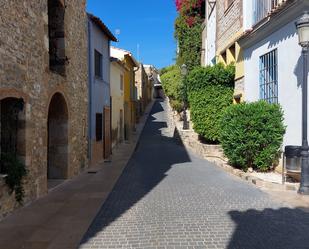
[144,65,162,99]
[111,47,139,140]
[135,64,150,116]
[110,57,126,148]
[87,14,117,164]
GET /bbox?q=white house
[239,0,309,148]
[202,0,217,66]
[87,14,117,164]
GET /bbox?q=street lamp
[181,64,189,130]
[296,11,309,195]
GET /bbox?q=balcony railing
[253,0,281,25]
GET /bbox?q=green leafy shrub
[1,153,27,203]
[161,65,182,101]
[186,63,235,92]
[161,65,185,113]
[219,101,286,172]
[189,86,233,143]
[185,63,235,142]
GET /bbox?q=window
[96,113,103,141]
[95,50,103,78]
[48,0,66,75]
[259,49,278,104]
[120,75,124,91]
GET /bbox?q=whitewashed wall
[244,20,304,148]
[88,19,111,141]
[206,4,216,65]
[243,0,253,30]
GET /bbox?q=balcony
[253,0,282,26]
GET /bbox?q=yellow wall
[123,55,137,135]
[111,61,125,147]
[216,30,245,103]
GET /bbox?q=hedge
[186,63,235,142]
[160,65,183,103]
[189,86,234,143]
[186,63,235,92]
[219,101,286,172]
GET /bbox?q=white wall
[244,20,304,147]
[243,0,253,30]
[206,4,216,65]
[88,20,111,141]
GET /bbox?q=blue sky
[86,1,177,69]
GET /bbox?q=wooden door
[104,106,111,159]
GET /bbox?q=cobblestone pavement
[79,100,309,249]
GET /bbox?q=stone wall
[0,0,88,218]
[166,98,227,163]
[216,0,243,52]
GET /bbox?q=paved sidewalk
[0,101,154,249]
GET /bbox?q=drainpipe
[87,19,93,162]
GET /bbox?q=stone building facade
[0,0,88,218]
[216,0,243,54]
[135,64,149,116]
[216,0,244,102]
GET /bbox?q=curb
[211,159,299,192]
[166,99,299,193]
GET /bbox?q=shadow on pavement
[228,207,309,249]
[79,99,191,246]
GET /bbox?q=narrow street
[79,100,309,249]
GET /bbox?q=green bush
[185,63,235,142]
[186,63,235,92]
[189,86,233,143]
[219,101,286,172]
[1,153,27,203]
[160,65,182,101]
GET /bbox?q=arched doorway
[47,93,68,180]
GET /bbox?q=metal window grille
[259,49,278,104]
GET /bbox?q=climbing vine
[1,153,27,204]
[174,0,205,71]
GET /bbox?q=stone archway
[47,92,68,180]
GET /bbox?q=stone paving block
[79,100,309,249]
